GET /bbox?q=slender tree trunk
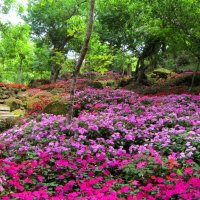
[134,57,140,81]
[127,63,132,76]
[50,47,64,83]
[122,66,125,76]
[189,61,200,91]
[50,64,61,83]
[68,0,96,124]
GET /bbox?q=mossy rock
[10,99,22,112]
[16,92,28,101]
[5,97,16,107]
[117,77,133,87]
[42,101,69,115]
[150,68,173,79]
[88,81,104,89]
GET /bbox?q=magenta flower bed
[0,89,200,199]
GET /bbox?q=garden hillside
[0,84,200,199]
[0,0,200,199]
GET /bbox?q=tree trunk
[122,66,125,76]
[127,63,132,76]
[68,0,96,124]
[189,61,200,91]
[50,64,61,83]
[136,58,146,84]
[134,57,140,81]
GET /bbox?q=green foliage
[0,23,36,83]
[1,0,200,83]
[0,0,16,14]
[61,59,75,73]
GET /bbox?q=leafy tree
[151,0,200,88]
[25,0,88,83]
[0,23,35,83]
[96,0,165,82]
[30,44,51,78]
[95,0,200,83]
[84,34,113,74]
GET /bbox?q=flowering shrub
[37,78,90,91]
[33,72,131,92]
[26,90,55,114]
[0,82,28,89]
[131,85,200,96]
[0,89,200,199]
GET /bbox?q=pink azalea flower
[132,180,139,186]
[136,161,147,169]
[58,175,65,180]
[2,197,10,200]
[24,177,32,184]
[121,186,129,193]
[184,167,193,175]
[27,168,33,175]
[0,185,4,192]
[88,171,95,177]
[37,175,43,182]
[103,170,110,175]
[55,185,63,191]
[156,177,165,183]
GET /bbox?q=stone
[10,99,22,112]
[2,87,7,91]
[43,101,69,115]
[0,114,17,119]
[14,89,19,94]
[0,95,9,99]
[5,97,15,107]
[16,92,28,101]
[0,105,10,111]
[21,87,27,92]
[4,91,10,95]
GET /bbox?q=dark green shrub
[173,74,200,86]
[88,81,104,89]
[117,77,133,87]
[0,117,20,132]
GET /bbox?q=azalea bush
[33,72,131,92]
[0,89,200,199]
[26,90,56,114]
[0,82,28,89]
[37,78,90,91]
